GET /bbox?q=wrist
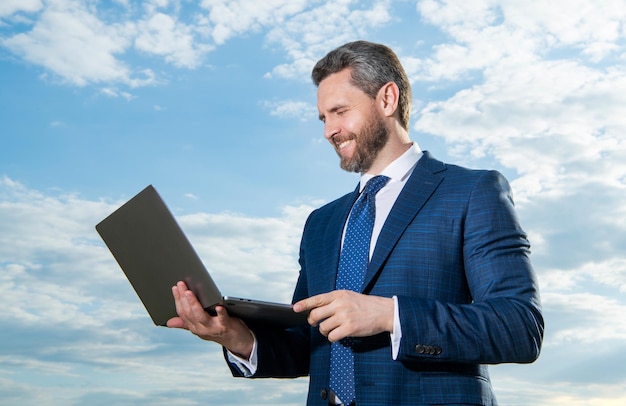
[222,321,254,359]
[385,297,395,333]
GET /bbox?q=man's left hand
[293,290,394,342]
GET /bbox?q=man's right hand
[167,281,255,359]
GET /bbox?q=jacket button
[435,347,442,355]
[415,344,426,354]
[320,389,328,400]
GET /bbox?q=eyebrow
[318,105,345,122]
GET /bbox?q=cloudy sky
[1,0,625,405]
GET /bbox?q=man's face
[317,69,389,173]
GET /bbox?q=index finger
[293,292,334,313]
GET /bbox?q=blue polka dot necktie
[330,175,390,405]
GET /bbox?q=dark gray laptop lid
[96,185,307,328]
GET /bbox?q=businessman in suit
[167,40,544,405]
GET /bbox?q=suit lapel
[361,151,446,292]
[318,184,360,294]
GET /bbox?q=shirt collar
[359,142,423,192]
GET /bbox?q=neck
[364,129,412,175]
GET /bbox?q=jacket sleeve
[395,170,544,365]
[224,215,316,379]
[225,323,311,378]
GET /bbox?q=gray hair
[311,40,412,130]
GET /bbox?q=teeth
[338,140,352,149]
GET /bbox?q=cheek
[342,114,365,135]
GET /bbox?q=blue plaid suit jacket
[228,151,544,405]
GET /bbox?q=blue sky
[1,0,625,405]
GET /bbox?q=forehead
[316,69,368,109]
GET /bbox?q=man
[167,41,544,405]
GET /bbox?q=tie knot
[363,175,390,197]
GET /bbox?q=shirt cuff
[226,332,258,377]
[390,295,402,360]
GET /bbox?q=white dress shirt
[229,143,423,377]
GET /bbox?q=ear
[377,82,400,118]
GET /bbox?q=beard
[335,114,389,173]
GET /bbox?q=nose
[324,118,340,141]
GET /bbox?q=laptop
[95,185,308,328]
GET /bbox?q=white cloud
[0,0,396,89]
[410,0,626,211]
[1,0,147,87]
[0,0,42,17]
[265,0,393,80]
[0,0,206,87]
[101,87,135,100]
[134,12,212,69]
[543,292,626,345]
[415,58,626,198]
[541,258,626,294]
[501,0,626,61]
[0,178,140,330]
[199,0,308,45]
[410,0,626,88]
[178,203,313,302]
[262,99,317,122]
[493,374,626,406]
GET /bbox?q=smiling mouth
[333,135,355,151]
[337,139,353,150]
